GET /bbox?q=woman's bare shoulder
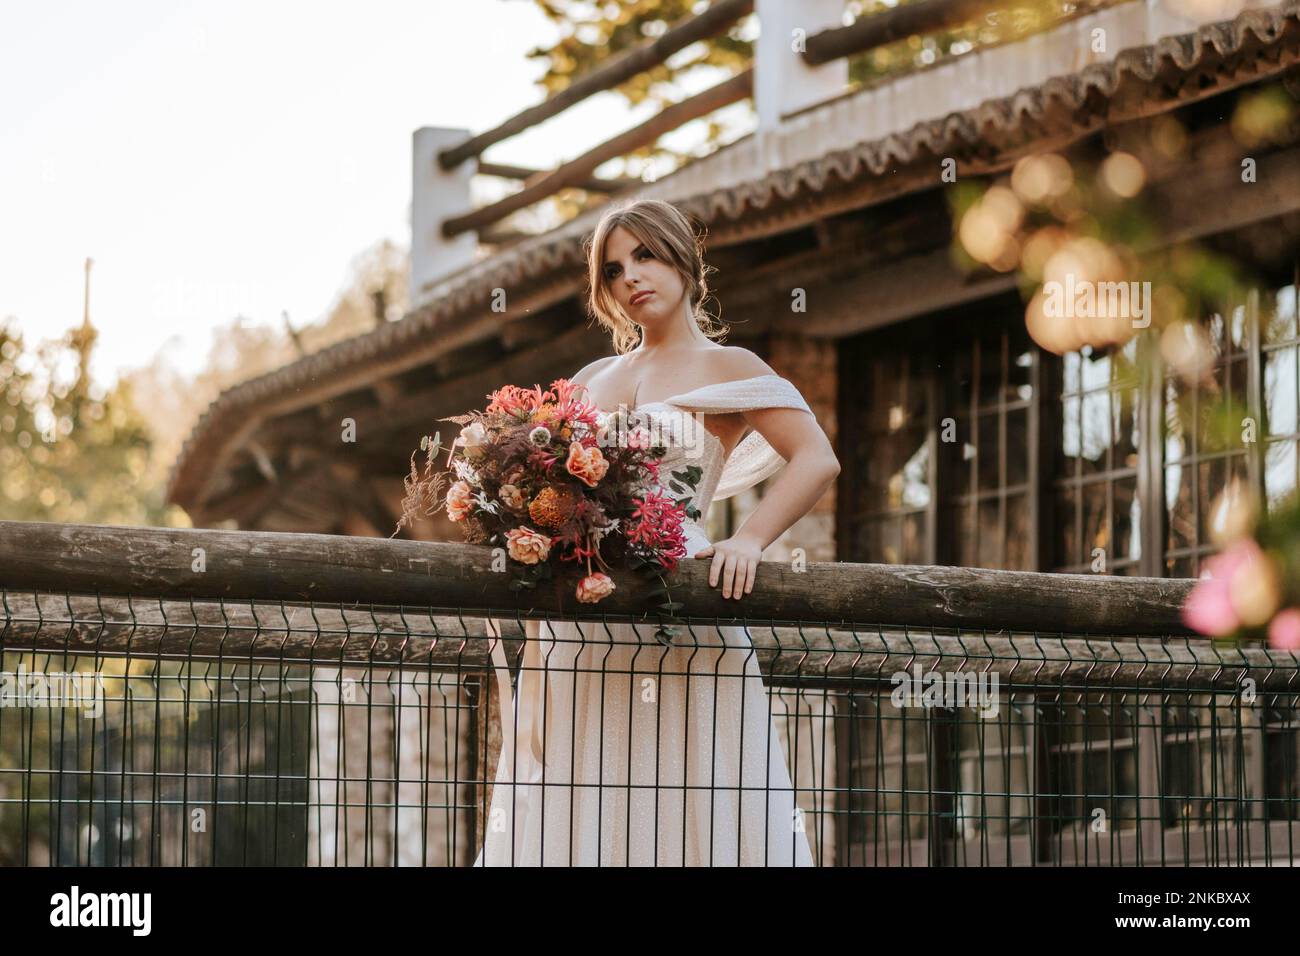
[570,355,619,387]
[715,346,777,380]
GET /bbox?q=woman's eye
[637,248,654,260]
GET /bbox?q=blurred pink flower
[1181,538,1263,637]
[1269,608,1300,651]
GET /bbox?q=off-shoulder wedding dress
[474,373,817,866]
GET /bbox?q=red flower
[625,488,689,572]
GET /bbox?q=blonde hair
[583,199,727,355]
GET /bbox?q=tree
[0,317,171,526]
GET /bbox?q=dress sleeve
[664,373,815,501]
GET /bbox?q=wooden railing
[3,519,1297,868]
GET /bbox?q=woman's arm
[729,405,840,552]
[694,398,840,600]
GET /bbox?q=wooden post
[410,127,477,308]
[754,0,847,170]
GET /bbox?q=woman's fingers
[701,545,756,600]
[724,553,740,599]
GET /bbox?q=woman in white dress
[474,199,841,866]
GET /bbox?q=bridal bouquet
[393,377,702,642]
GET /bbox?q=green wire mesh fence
[0,521,1297,866]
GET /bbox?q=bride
[474,198,840,866]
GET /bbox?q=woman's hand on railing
[693,533,764,600]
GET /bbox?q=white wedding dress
[474,374,817,866]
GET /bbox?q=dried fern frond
[391,440,449,538]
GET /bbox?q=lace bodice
[611,373,815,531]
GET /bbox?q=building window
[839,324,932,565]
[1160,694,1249,831]
[839,694,933,865]
[1262,272,1300,515]
[838,295,1038,568]
[941,323,1036,570]
[1041,699,1141,837]
[1048,339,1143,574]
[1163,307,1255,577]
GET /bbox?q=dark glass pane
[1055,487,1079,568]
[1166,461,1195,552]
[1082,481,1108,562]
[902,511,927,564]
[1006,408,1029,487]
[1196,458,1228,546]
[1006,494,1030,570]
[1009,347,1034,405]
[977,332,1005,407]
[950,503,976,567]
[977,412,999,491]
[1225,355,1250,449]
[1114,384,1139,470]
[1165,379,1190,463]
[1056,393,1078,479]
[977,498,1001,568]
[1114,476,1140,563]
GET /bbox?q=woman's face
[601,225,687,330]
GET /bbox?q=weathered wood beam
[437,0,753,170]
[0,520,1198,635]
[477,161,635,193]
[441,69,754,238]
[803,0,1010,66]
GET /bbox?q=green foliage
[0,319,172,526]
[845,0,1110,86]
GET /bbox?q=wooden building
[165,0,1300,865]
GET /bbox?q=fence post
[410,126,477,309]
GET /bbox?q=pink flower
[505,526,551,565]
[445,480,474,522]
[1181,538,1263,637]
[576,572,615,604]
[624,488,688,572]
[1269,608,1300,651]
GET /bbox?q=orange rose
[506,526,551,565]
[566,441,609,487]
[445,480,474,522]
[576,572,615,604]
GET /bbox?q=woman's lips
[630,290,653,305]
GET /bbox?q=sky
[0,1,742,387]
